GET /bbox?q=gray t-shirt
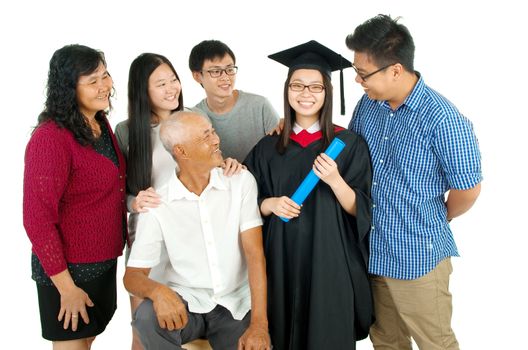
[194,90,279,161]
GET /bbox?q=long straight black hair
[127,53,184,195]
[276,69,334,154]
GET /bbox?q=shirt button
[379,159,384,163]
[119,175,123,179]
[119,188,124,192]
[372,204,376,208]
[371,225,375,230]
[390,113,394,117]
[373,182,377,186]
[384,136,389,140]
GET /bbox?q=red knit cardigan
[23,119,127,277]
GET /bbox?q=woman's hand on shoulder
[132,187,161,213]
[222,158,246,176]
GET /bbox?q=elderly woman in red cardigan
[23,44,127,350]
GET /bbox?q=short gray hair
[159,111,209,155]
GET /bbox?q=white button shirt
[128,168,263,320]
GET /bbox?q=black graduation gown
[244,129,374,350]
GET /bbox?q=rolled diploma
[280,137,346,222]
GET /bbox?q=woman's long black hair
[127,53,184,195]
[276,69,334,154]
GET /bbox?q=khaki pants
[369,258,459,350]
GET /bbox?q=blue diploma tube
[280,137,346,222]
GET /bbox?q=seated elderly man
[123,111,270,350]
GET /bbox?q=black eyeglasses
[352,63,394,82]
[202,66,238,78]
[288,82,325,93]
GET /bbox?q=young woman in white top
[115,53,241,350]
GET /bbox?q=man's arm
[238,226,271,350]
[123,267,188,331]
[446,183,481,221]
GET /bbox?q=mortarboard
[268,40,352,115]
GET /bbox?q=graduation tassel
[340,66,345,116]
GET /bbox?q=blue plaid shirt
[349,75,482,279]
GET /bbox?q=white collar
[292,120,321,134]
[168,168,227,201]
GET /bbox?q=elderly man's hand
[151,285,188,331]
[238,323,271,350]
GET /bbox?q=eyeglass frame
[288,82,325,93]
[201,66,238,78]
[351,63,395,82]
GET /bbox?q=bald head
[160,111,210,156]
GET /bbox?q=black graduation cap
[268,40,352,115]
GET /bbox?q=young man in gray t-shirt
[189,40,280,161]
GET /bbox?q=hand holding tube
[280,138,345,222]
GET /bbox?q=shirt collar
[401,72,425,111]
[293,120,321,134]
[168,168,227,201]
[379,72,425,112]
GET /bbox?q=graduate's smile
[288,69,325,121]
[297,100,315,107]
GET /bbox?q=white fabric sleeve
[127,210,164,268]
[239,170,263,233]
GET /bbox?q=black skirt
[36,263,117,341]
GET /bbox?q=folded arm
[446,183,481,221]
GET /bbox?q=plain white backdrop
[1,0,526,348]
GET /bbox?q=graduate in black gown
[244,41,374,350]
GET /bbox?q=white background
[1,0,526,348]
